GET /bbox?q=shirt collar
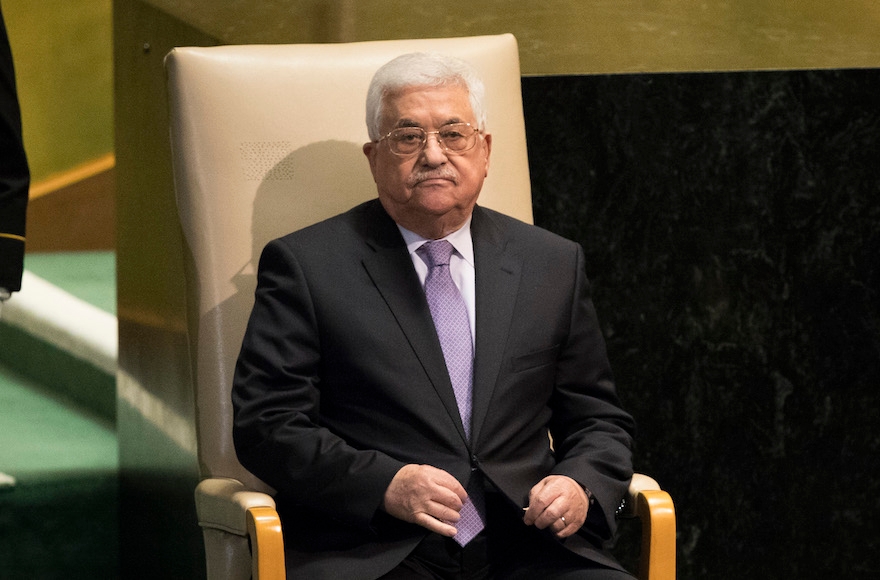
[397,215,475,268]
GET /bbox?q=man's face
[363,84,492,238]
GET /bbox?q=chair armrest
[195,478,286,580]
[195,477,277,535]
[619,473,661,518]
[620,473,676,580]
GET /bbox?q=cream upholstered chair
[165,34,675,580]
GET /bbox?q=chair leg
[246,506,286,580]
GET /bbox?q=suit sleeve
[0,7,29,293]
[549,244,635,542]
[232,238,404,529]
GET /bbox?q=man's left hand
[522,475,589,539]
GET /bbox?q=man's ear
[482,133,492,177]
[363,142,379,182]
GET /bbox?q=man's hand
[383,464,468,537]
[523,475,590,539]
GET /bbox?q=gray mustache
[407,168,458,187]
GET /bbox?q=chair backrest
[166,34,532,492]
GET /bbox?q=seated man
[232,51,636,580]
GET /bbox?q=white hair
[365,52,487,141]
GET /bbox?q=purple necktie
[417,240,485,546]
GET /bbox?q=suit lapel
[470,207,522,446]
[358,201,469,441]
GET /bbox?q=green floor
[22,251,117,315]
[0,363,116,479]
[0,251,118,578]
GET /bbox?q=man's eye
[394,130,423,142]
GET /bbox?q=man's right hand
[382,464,468,537]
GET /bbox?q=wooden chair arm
[195,478,286,580]
[246,506,286,580]
[621,473,677,580]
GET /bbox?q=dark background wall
[522,69,880,579]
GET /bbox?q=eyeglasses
[377,123,481,157]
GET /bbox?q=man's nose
[420,134,448,165]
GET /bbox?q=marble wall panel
[522,70,880,579]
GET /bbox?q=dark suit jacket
[1,7,29,293]
[233,199,635,579]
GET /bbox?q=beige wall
[4,0,115,251]
[113,0,879,575]
[143,0,880,73]
[3,0,113,182]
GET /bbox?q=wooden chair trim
[636,489,676,580]
[246,506,286,580]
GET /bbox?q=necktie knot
[417,240,455,270]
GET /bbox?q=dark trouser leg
[379,493,635,580]
[484,494,636,580]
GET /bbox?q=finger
[523,484,550,525]
[532,499,567,530]
[414,497,467,537]
[556,516,577,539]
[429,479,466,515]
[525,476,589,530]
[524,486,564,528]
[555,513,574,536]
[412,511,459,537]
[429,499,462,524]
[527,495,583,532]
[431,469,468,501]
